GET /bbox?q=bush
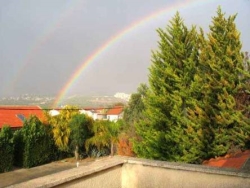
[117,134,135,157]
[87,146,110,158]
[0,125,14,173]
[22,116,57,168]
[13,129,24,167]
[69,114,93,159]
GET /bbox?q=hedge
[22,116,58,168]
[13,129,24,167]
[0,125,14,173]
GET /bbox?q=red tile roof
[203,150,250,169]
[0,106,44,129]
[107,106,123,115]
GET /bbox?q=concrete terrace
[1,156,250,188]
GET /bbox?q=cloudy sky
[0,0,249,98]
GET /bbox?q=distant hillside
[0,94,127,108]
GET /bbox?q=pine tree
[133,12,204,163]
[133,8,250,163]
[235,51,250,119]
[196,7,250,157]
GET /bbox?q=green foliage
[235,51,250,119]
[69,114,93,158]
[45,105,80,152]
[13,129,24,167]
[124,84,148,126]
[88,146,110,158]
[133,8,250,163]
[0,125,14,173]
[22,116,56,168]
[122,84,148,156]
[134,12,203,163]
[86,120,121,156]
[194,7,250,157]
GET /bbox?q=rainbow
[52,0,211,107]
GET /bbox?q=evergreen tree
[133,7,250,163]
[123,83,148,134]
[196,7,250,157]
[235,51,250,119]
[133,12,204,163]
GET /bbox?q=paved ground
[0,157,97,188]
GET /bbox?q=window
[16,114,26,122]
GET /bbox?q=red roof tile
[107,107,123,115]
[0,106,44,129]
[203,150,250,169]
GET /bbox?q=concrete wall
[9,156,250,188]
[55,166,121,188]
[122,161,250,188]
[10,157,124,188]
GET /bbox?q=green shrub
[69,114,93,159]
[0,125,14,173]
[22,116,57,168]
[13,129,24,167]
[88,146,110,158]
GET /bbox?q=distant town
[0,92,131,108]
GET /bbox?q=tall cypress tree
[196,7,250,157]
[134,8,250,163]
[235,51,250,119]
[133,12,204,163]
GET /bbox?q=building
[0,105,44,130]
[80,106,124,121]
[80,108,107,120]
[107,106,123,122]
[49,109,60,116]
[49,106,124,122]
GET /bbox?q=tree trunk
[111,142,114,156]
[74,145,79,161]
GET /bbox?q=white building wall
[107,115,120,122]
[49,110,60,116]
[80,110,94,119]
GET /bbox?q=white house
[49,107,123,122]
[49,109,60,116]
[107,106,123,122]
[80,108,107,120]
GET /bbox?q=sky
[0,0,249,98]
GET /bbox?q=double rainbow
[53,0,207,107]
